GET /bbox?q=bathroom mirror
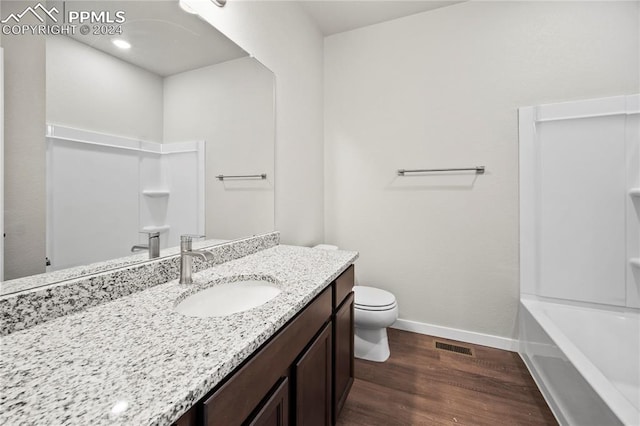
[1,0,275,294]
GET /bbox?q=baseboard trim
[391,319,519,352]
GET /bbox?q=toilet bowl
[312,244,398,363]
[353,285,398,362]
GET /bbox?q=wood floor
[337,329,557,426]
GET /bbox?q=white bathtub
[520,296,640,426]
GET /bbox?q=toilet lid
[354,286,396,309]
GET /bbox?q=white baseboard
[391,318,519,352]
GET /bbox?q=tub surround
[0,233,280,335]
[0,243,358,425]
[518,94,640,425]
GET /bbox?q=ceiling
[52,0,465,75]
[299,0,466,36]
[56,1,247,77]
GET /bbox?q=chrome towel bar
[216,173,267,181]
[397,166,485,176]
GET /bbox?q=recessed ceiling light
[212,0,226,7]
[178,0,198,14]
[112,39,131,50]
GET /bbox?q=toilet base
[354,326,390,362]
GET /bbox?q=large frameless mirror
[1,0,275,294]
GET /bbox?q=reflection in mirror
[1,1,275,294]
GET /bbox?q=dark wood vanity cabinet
[174,265,354,426]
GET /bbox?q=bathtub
[519,296,640,426]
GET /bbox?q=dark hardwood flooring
[337,329,557,426]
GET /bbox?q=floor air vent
[435,341,473,356]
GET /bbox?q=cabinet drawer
[333,265,354,309]
[203,287,332,425]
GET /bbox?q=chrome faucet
[179,235,214,284]
[131,232,160,259]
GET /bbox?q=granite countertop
[0,245,358,426]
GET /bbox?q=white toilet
[353,285,398,362]
[313,244,398,362]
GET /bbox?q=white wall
[46,36,163,141]
[1,1,46,280]
[163,57,274,240]
[324,1,639,339]
[187,0,325,246]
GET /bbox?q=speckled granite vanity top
[0,245,358,426]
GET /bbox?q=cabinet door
[333,292,354,424]
[295,323,332,426]
[247,377,289,426]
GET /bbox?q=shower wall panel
[46,138,140,271]
[519,94,640,308]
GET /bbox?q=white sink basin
[175,280,281,318]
